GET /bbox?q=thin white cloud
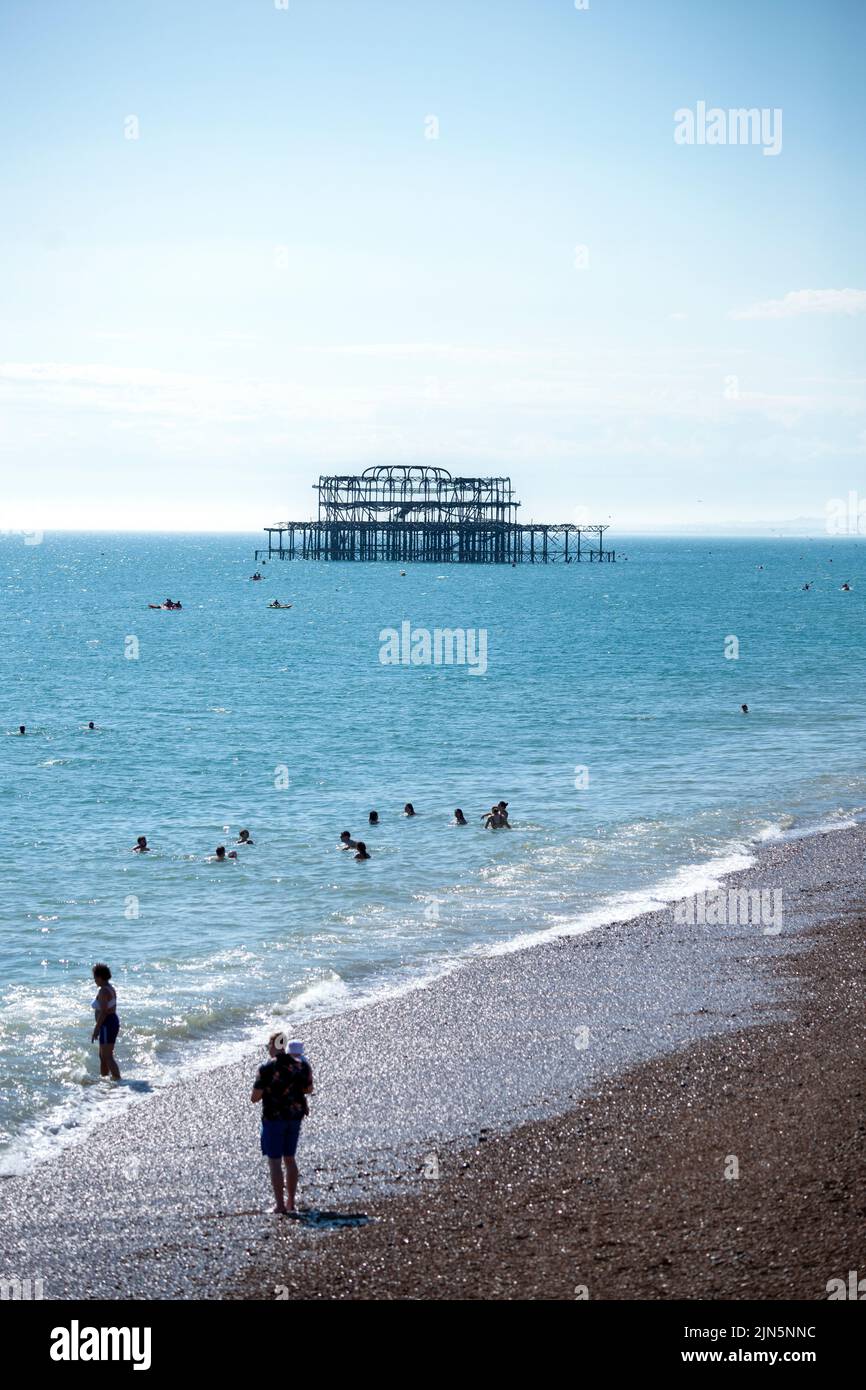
[730,288,866,320]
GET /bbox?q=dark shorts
[260,1117,303,1160]
[98,1013,120,1045]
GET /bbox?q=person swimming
[403,803,416,817]
[18,725,25,735]
[483,805,504,829]
[453,809,467,825]
[237,829,254,846]
[87,721,96,730]
[368,810,379,826]
[212,845,238,861]
[132,835,150,852]
[339,830,358,850]
[354,842,370,860]
[496,800,511,826]
[741,704,749,714]
[841,582,851,591]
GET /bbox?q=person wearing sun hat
[250,1032,314,1215]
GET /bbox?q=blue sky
[1,0,864,532]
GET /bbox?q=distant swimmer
[802,583,811,591]
[250,572,263,581]
[237,828,254,846]
[339,830,358,851]
[403,803,416,817]
[18,725,25,735]
[741,704,749,714]
[841,582,851,591]
[90,963,121,1081]
[88,721,96,730]
[483,805,503,829]
[132,835,150,853]
[452,809,467,825]
[496,800,511,826]
[268,600,292,609]
[368,810,379,826]
[212,845,238,861]
[354,842,371,861]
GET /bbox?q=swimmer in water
[354,842,370,860]
[212,845,238,861]
[403,803,416,817]
[132,835,150,852]
[18,725,25,735]
[741,704,749,714]
[841,582,851,591]
[339,830,358,851]
[483,805,503,829]
[496,800,511,826]
[237,829,254,846]
[453,809,467,825]
[368,811,379,826]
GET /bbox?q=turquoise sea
[1,532,864,1170]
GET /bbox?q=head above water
[340,830,352,843]
[454,808,467,823]
[368,810,379,824]
[215,845,226,859]
[18,725,25,734]
[136,836,147,848]
[404,803,415,816]
[238,829,251,842]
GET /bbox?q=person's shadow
[290,1209,370,1229]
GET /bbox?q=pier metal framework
[256,466,613,564]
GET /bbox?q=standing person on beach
[90,964,121,1080]
[251,1033,313,1216]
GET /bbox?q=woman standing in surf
[91,963,121,1080]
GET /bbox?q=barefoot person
[90,964,121,1080]
[251,1033,313,1215]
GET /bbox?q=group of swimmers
[337,800,511,859]
[148,598,183,609]
[132,830,254,860]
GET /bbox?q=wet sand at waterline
[0,824,863,1300]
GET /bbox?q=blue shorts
[260,1117,303,1160]
[98,1013,120,1045]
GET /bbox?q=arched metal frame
[257,466,613,564]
